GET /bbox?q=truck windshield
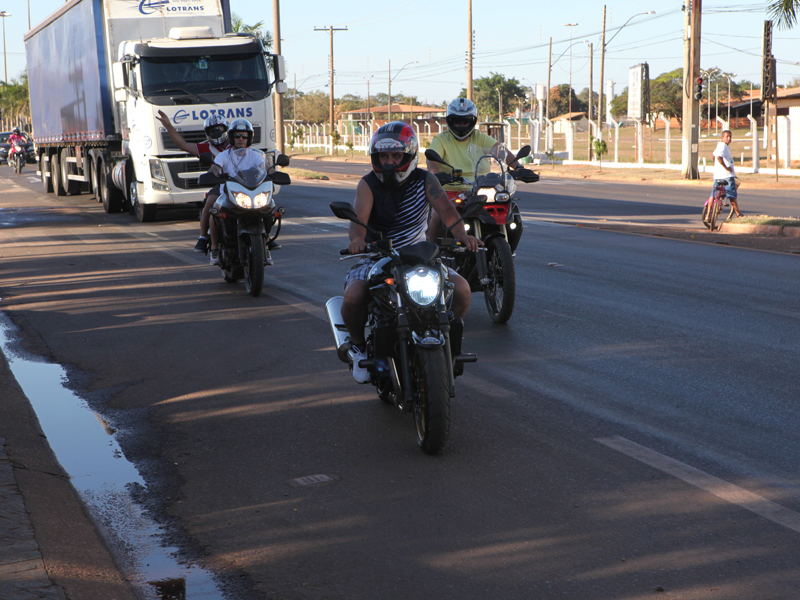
[140,52,269,104]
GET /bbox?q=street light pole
[0,12,10,85]
[388,60,417,122]
[564,23,578,117]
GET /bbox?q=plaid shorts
[344,257,378,289]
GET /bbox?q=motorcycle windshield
[227,148,269,189]
[472,144,515,194]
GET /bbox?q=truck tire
[128,165,157,223]
[52,150,67,196]
[40,153,53,193]
[60,149,81,195]
[98,158,123,213]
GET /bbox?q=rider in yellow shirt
[427,98,520,240]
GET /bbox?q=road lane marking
[596,435,800,534]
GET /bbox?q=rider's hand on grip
[347,239,368,255]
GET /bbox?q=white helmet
[445,98,478,140]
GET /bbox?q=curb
[721,223,800,237]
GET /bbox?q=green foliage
[231,12,273,50]
[548,84,587,118]
[768,0,799,29]
[331,129,341,154]
[460,73,527,121]
[650,68,683,124]
[0,73,30,120]
[592,136,608,167]
[610,87,628,119]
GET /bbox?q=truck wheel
[60,150,81,195]
[98,159,123,213]
[91,158,102,202]
[40,153,53,193]
[52,151,67,196]
[130,175,157,222]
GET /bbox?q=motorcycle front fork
[475,247,490,287]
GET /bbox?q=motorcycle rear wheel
[244,234,265,297]
[483,236,516,324]
[413,347,451,455]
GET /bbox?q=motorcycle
[424,144,539,324]
[10,143,25,174]
[197,148,291,297]
[325,199,484,455]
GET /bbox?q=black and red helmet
[369,121,418,187]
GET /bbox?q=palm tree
[231,12,273,50]
[768,0,798,28]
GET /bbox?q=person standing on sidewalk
[712,130,743,218]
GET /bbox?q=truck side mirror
[112,62,126,91]
[114,89,128,103]
[272,55,286,82]
[275,81,288,95]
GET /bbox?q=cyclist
[426,98,521,241]
[712,130,742,218]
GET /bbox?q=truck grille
[167,160,206,190]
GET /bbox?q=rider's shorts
[713,177,737,200]
[344,257,457,290]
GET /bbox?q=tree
[460,73,527,121]
[548,84,587,118]
[0,73,30,121]
[610,87,628,119]
[577,87,598,118]
[768,0,799,29]
[650,68,683,124]
[231,12,273,50]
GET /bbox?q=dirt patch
[572,221,800,254]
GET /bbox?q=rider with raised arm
[426,98,520,241]
[342,121,480,383]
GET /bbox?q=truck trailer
[25,0,288,222]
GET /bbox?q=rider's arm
[716,155,732,173]
[424,172,480,252]
[348,180,374,255]
[156,110,199,156]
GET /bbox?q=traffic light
[694,77,704,101]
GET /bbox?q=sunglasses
[232,133,249,139]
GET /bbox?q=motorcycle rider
[426,98,521,242]
[203,118,275,266]
[7,127,27,168]
[342,121,480,383]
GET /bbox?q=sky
[11,0,800,107]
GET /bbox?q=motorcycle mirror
[330,201,383,239]
[424,148,457,173]
[198,152,214,166]
[271,171,291,185]
[276,154,291,167]
[515,145,531,160]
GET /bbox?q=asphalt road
[1,168,800,600]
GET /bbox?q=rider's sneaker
[209,249,220,265]
[348,344,370,384]
[194,237,209,253]
[268,239,281,250]
[265,249,273,266]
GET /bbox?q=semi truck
[25,0,287,222]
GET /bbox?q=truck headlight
[404,267,441,307]
[149,159,167,182]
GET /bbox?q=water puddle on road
[0,313,225,600]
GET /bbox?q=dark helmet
[203,114,228,146]
[228,118,254,147]
[11,127,20,135]
[445,98,478,140]
[369,121,418,187]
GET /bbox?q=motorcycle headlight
[233,192,252,209]
[404,267,441,306]
[478,187,496,203]
[252,191,272,209]
[495,191,510,203]
[149,159,167,182]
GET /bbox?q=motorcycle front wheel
[244,233,265,297]
[483,236,516,324]
[413,347,451,455]
[14,155,22,174]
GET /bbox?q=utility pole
[467,0,473,101]
[273,1,283,153]
[546,37,552,120]
[597,5,606,140]
[587,41,593,159]
[388,60,392,121]
[314,26,347,154]
[681,0,702,179]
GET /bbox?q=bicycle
[702,179,735,231]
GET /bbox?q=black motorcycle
[326,199,484,454]
[425,144,538,324]
[198,149,291,297]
